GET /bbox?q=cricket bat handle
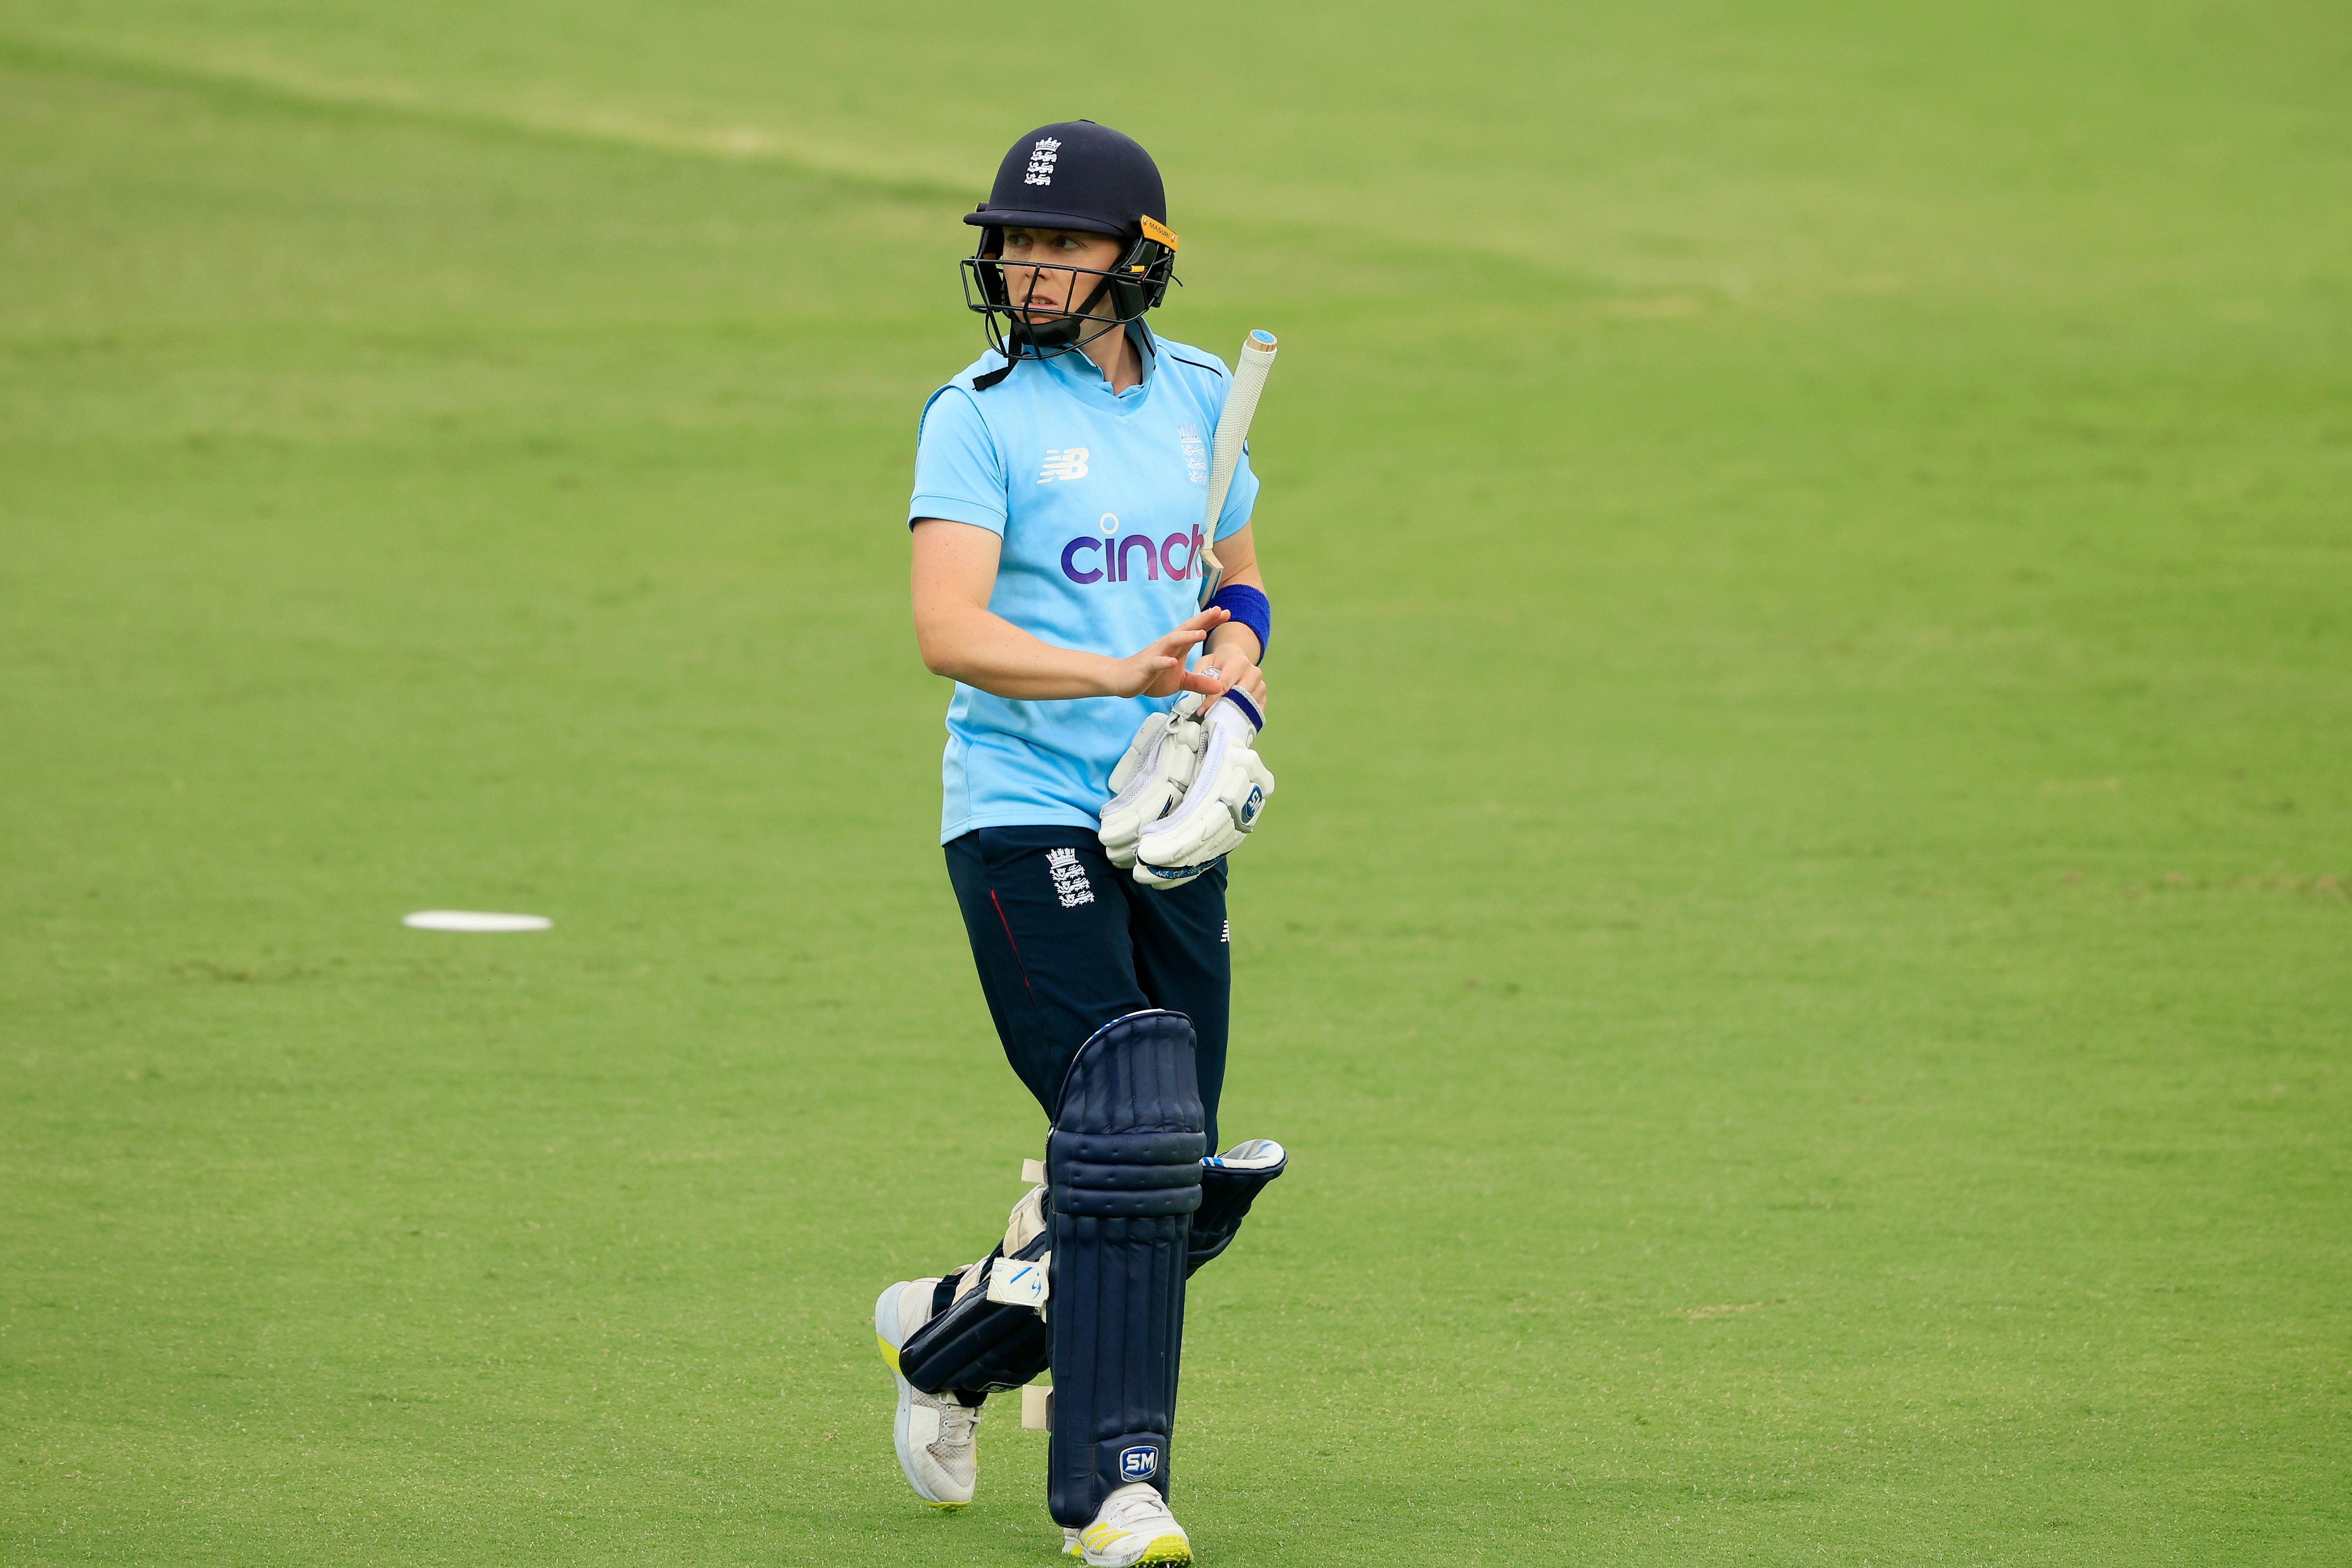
[1198,328,1278,607]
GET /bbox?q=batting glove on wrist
[1134,691,1274,890]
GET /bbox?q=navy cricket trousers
[945,826,1231,1151]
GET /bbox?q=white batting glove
[1099,693,1207,868]
[1133,691,1273,890]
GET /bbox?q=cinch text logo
[1118,1446,1158,1481]
[1037,447,1089,483]
[1060,527,1205,586]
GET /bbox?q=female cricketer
[870,120,1288,1566]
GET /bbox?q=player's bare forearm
[916,599,1128,698]
[1203,607,1261,670]
[912,517,1232,701]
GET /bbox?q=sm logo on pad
[1118,1446,1159,1481]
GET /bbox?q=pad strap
[896,1228,1051,1396]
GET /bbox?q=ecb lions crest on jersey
[1178,423,1207,483]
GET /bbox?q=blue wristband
[1205,584,1271,661]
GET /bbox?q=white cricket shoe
[1065,1481,1192,1565]
[873,1278,981,1508]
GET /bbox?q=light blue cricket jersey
[908,324,1259,844]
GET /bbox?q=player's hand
[1108,609,1234,699]
[1190,651,1269,717]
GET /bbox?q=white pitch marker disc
[402,910,552,933]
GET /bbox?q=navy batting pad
[1045,1010,1206,1527]
[1188,1139,1287,1275]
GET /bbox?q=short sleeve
[909,386,1008,534]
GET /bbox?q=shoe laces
[1096,1483,1170,1532]
[930,1399,980,1456]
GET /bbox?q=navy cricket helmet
[961,121,1180,361]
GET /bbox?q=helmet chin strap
[1009,275,1123,356]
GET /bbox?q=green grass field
[4,3,2348,1563]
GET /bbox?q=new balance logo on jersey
[1037,448,1089,483]
[1024,137,1062,186]
[1047,847,1094,908]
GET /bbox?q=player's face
[997,228,1123,324]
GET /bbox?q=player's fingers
[1147,627,1210,660]
[1174,607,1230,636]
[1173,668,1226,697]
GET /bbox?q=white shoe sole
[1080,1531,1192,1566]
[874,1281,966,1510]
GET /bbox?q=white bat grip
[1198,330,1277,605]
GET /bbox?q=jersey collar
[1043,319,1158,411]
